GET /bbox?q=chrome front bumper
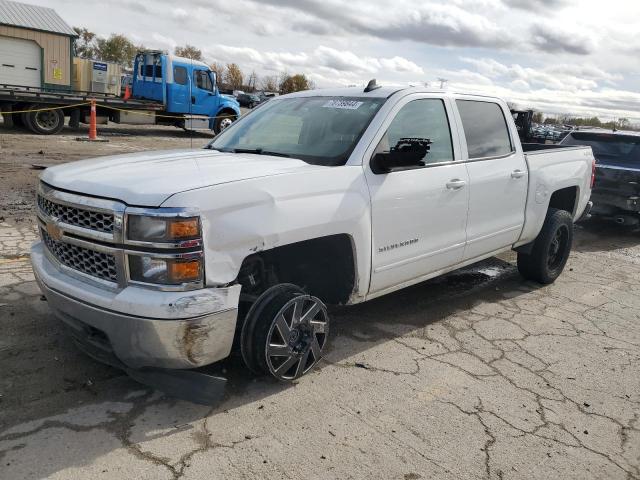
[32,242,241,370]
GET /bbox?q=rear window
[562,133,640,167]
[456,100,513,159]
[174,66,187,85]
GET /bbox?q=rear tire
[517,208,573,284]
[240,284,329,382]
[27,105,65,135]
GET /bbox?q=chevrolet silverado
[32,82,595,390]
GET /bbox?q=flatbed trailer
[0,83,207,134]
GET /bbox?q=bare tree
[246,71,258,92]
[260,75,279,92]
[618,117,630,129]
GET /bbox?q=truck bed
[517,144,594,245]
[0,83,164,110]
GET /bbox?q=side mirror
[370,137,432,174]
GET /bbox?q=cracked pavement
[0,128,638,479]
[1,218,638,479]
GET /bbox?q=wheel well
[548,186,578,215]
[236,234,356,305]
[217,107,238,119]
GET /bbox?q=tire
[11,112,24,128]
[27,105,65,135]
[517,208,573,284]
[20,111,33,131]
[213,113,235,134]
[240,284,330,382]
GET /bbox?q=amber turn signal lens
[168,260,201,282]
[169,219,199,239]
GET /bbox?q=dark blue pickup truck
[561,130,640,226]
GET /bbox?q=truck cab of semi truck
[132,51,240,133]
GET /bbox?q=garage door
[0,36,41,88]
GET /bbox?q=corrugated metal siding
[0,27,71,85]
[0,0,76,36]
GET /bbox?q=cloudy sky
[38,0,640,122]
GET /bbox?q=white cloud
[40,0,640,123]
[204,44,423,79]
[150,33,177,50]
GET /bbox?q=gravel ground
[0,124,639,480]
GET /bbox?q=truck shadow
[573,218,640,253]
[213,256,540,401]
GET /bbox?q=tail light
[591,159,596,189]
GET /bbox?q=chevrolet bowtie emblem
[46,220,64,241]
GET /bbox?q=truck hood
[41,149,325,206]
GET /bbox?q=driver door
[365,95,470,295]
[191,69,218,116]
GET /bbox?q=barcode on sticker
[322,100,364,110]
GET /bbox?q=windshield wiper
[233,148,290,158]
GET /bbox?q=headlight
[128,255,202,285]
[127,215,200,243]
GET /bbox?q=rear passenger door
[455,99,528,260]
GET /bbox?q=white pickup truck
[32,83,595,386]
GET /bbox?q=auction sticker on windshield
[323,100,364,110]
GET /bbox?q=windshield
[209,96,386,166]
[562,132,640,168]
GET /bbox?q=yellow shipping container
[72,58,122,96]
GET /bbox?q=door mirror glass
[371,138,432,174]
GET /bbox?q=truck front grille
[41,229,117,283]
[38,195,114,234]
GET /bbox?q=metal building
[0,0,76,91]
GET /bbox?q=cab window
[174,66,187,85]
[375,99,454,165]
[194,70,213,91]
[456,100,514,159]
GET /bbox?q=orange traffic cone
[88,99,97,140]
[123,84,131,100]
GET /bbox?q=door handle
[511,169,526,179]
[446,179,466,190]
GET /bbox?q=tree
[532,112,544,124]
[224,63,244,90]
[210,62,225,84]
[618,118,630,129]
[246,70,258,91]
[73,27,97,59]
[260,75,278,92]
[96,34,140,67]
[174,45,202,61]
[279,73,312,94]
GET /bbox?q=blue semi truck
[0,50,241,135]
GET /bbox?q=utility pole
[437,78,448,89]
